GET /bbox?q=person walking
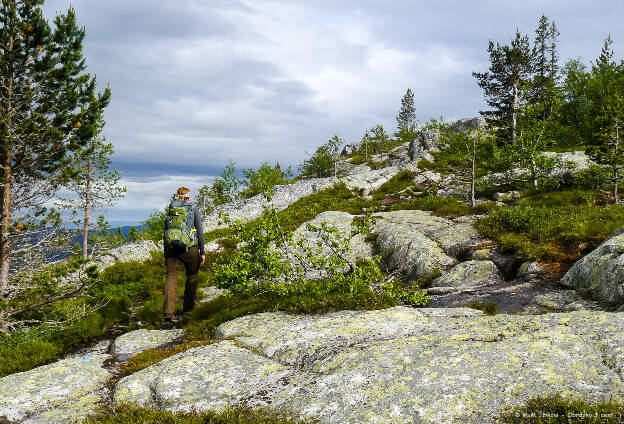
[162,187,205,326]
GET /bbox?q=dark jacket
[163,204,205,258]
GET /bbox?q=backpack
[164,200,196,252]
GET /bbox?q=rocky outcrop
[203,177,336,233]
[293,211,373,265]
[0,355,111,424]
[340,142,360,156]
[197,286,228,304]
[110,329,185,359]
[372,210,486,281]
[93,240,160,270]
[203,163,421,233]
[409,130,439,158]
[431,260,504,287]
[113,306,624,424]
[449,116,487,132]
[542,150,597,176]
[560,232,624,305]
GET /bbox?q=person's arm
[194,207,205,256]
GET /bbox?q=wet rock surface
[113,307,624,424]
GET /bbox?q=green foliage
[0,313,104,378]
[135,295,164,328]
[209,196,426,317]
[498,394,624,423]
[140,209,166,242]
[84,404,302,424]
[573,165,611,190]
[204,228,235,243]
[58,137,126,258]
[241,162,292,198]
[276,183,376,233]
[475,202,624,261]
[372,170,417,201]
[359,125,392,160]
[0,2,111,288]
[473,30,533,144]
[127,226,139,243]
[198,160,242,209]
[298,135,342,178]
[468,302,499,315]
[86,215,126,254]
[90,251,165,300]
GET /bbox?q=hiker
[162,187,205,325]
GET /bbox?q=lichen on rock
[0,354,110,424]
[112,307,624,424]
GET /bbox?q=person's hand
[200,255,205,267]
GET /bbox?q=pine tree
[0,1,109,293]
[57,137,125,258]
[127,226,139,243]
[586,36,624,203]
[473,31,533,145]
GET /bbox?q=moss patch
[83,404,305,424]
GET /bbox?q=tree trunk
[82,159,92,258]
[531,155,538,188]
[470,138,476,207]
[0,162,12,294]
[614,119,620,204]
[511,81,519,145]
[0,34,14,295]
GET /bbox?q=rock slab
[113,307,624,423]
[110,329,185,358]
[0,355,110,424]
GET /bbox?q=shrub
[574,165,611,190]
[475,204,624,262]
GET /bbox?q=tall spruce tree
[396,88,416,132]
[0,1,109,293]
[531,15,559,120]
[473,31,533,145]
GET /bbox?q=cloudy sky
[41,0,624,226]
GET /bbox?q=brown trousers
[164,246,200,315]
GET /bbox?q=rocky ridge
[3,307,623,423]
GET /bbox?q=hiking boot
[160,313,178,329]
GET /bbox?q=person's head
[175,186,191,202]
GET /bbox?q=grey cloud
[38,0,624,226]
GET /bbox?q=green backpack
[164,200,196,252]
